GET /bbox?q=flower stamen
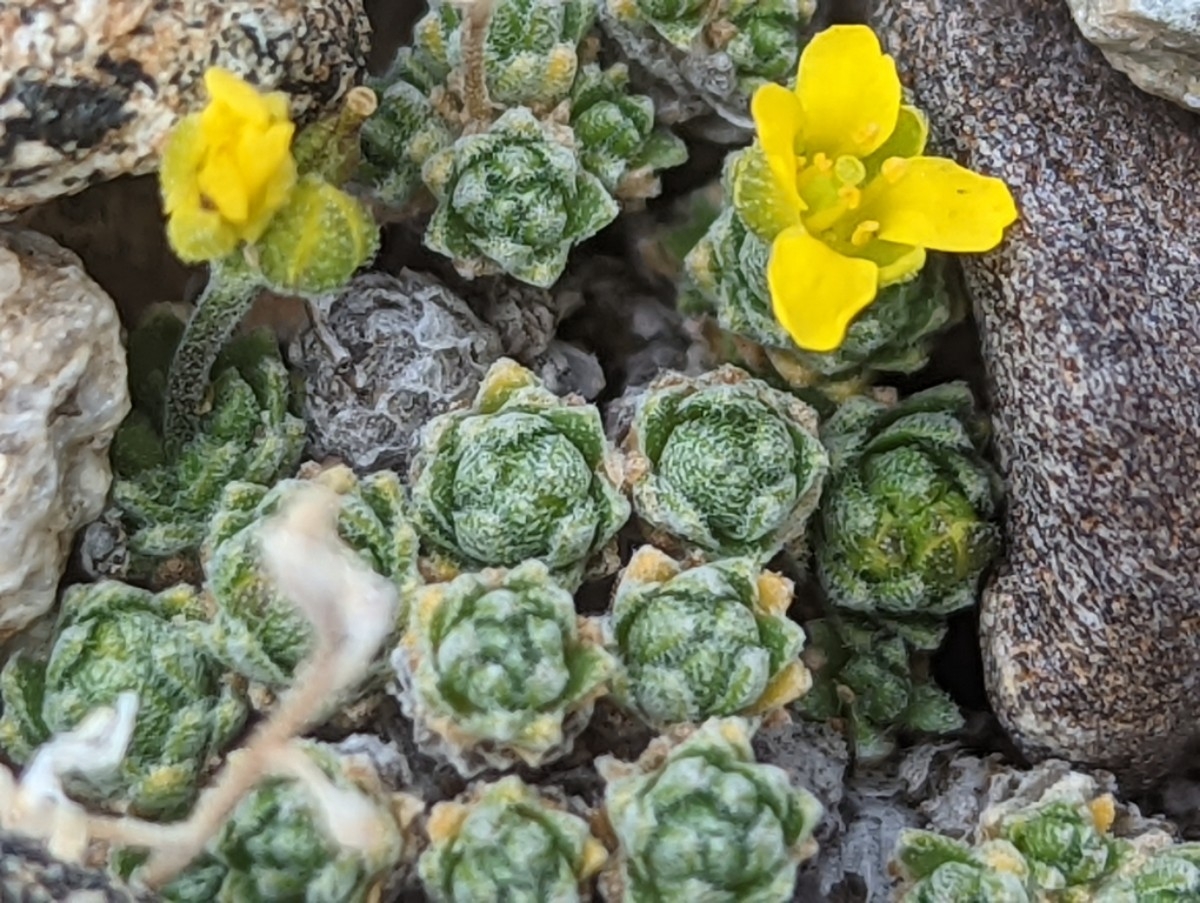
[880,156,909,184]
[852,122,881,150]
[850,220,880,247]
[837,186,862,211]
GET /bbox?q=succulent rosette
[1093,844,1200,901]
[202,464,420,687]
[570,64,688,197]
[392,559,614,776]
[139,742,407,902]
[892,832,1033,903]
[419,775,607,902]
[607,547,810,729]
[892,772,1168,901]
[683,201,962,395]
[409,358,630,587]
[0,581,245,819]
[109,313,305,582]
[422,109,619,288]
[624,365,828,560]
[597,717,823,902]
[798,617,962,762]
[815,381,1004,618]
[597,0,817,134]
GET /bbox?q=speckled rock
[0,0,370,216]
[0,833,149,902]
[874,0,1200,790]
[0,228,128,635]
[289,270,504,473]
[1068,0,1200,111]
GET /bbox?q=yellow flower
[741,25,1018,352]
[160,68,298,263]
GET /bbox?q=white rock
[0,229,128,635]
[1068,0,1200,110]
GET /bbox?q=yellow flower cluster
[160,68,298,263]
[739,25,1018,352]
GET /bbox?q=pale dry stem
[456,0,495,126]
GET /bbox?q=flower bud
[256,175,379,295]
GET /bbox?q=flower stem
[163,253,262,452]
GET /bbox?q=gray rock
[527,339,606,402]
[0,0,370,216]
[874,0,1200,789]
[1068,0,1200,111]
[0,228,128,636]
[290,270,504,473]
[807,742,962,902]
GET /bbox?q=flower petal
[797,25,901,159]
[875,243,926,286]
[767,226,879,353]
[750,82,805,209]
[198,149,250,224]
[262,91,292,123]
[204,67,273,124]
[870,157,1019,252]
[159,114,206,214]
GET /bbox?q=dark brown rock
[873,0,1200,789]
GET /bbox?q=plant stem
[163,253,263,452]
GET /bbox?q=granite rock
[0,0,370,216]
[874,0,1200,790]
[289,269,504,473]
[0,228,128,635]
[1068,0,1200,111]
